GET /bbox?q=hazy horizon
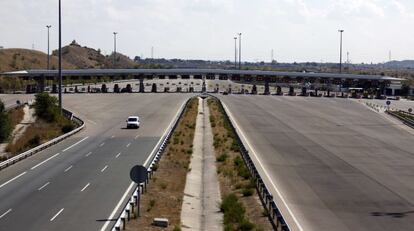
[1,0,413,64]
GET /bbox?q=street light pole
[338,29,344,74]
[238,33,242,69]
[58,0,62,113]
[234,37,237,69]
[113,32,117,68]
[46,25,51,70]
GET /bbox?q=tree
[0,100,12,142]
[34,92,60,122]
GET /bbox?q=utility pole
[46,25,51,70]
[151,46,154,59]
[234,37,237,69]
[346,51,349,64]
[338,29,344,74]
[58,0,62,113]
[113,32,117,68]
[271,49,274,63]
[238,33,242,69]
[389,50,392,62]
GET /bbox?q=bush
[220,193,245,224]
[61,123,75,133]
[0,100,12,142]
[242,188,254,197]
[34,92,60,122]
[217,153,228,162]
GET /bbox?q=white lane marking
[101,165,108,172]
[222,102,304,231]
[86,152,92,157]
[99,142,105,147]
[62,137,89,152]
[81,183,90,192]
[134,134,139,139]
[115,152,121,158]
[50,208,64,221]
[100,100,185,231]
[64,165,73,172]
[87,119,97,125]
[111,135,115,139]
[0,172,27,189]
[99,182,135,231]
[31,153,60,170]
[38,182,50,191]
[0,209,12,219]
[126,143,131,148]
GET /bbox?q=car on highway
[126,116,140,129]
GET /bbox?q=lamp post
[238,33,242,69]
[46,25,51,70]
[338,29,344,74]
[58,0,62,113]
[234,37,237,69]
[113,32,117,68]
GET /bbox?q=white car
[126,116,140,129]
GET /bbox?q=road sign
[130,165,148,184]
[386,101,391,106]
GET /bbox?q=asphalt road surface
[0,93,191,231]
[218,95,414,231]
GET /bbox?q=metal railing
[387,110,414,129]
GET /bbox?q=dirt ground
[126,97,198,231]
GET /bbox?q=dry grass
[5,118,71,155]
[8,106,24,128]
[126,97,198,231]
[208,98,273,231]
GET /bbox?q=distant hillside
[0,41,138,73]
[384,60,414,69]
[51,40,138,69]
[0,48,76,73]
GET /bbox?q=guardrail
[0,109,85,171]
[209,94,290,231]
[386,110,414,129]
[110,97,191,231]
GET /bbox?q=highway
[218,95,414,231]
[0,93,191,231]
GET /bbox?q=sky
[0,0,413,63]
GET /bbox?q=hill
[384,60,414,69]
[0,41,138,73]
[0,48,76,73]
[52,40,138,69]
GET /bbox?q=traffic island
[125,97,198,231]
[207,97,274,231]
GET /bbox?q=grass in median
[208,97,272,231]
[126,97,198,231]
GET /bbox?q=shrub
[216,153,228,162]
[220,193,246,224]
[239,220,255,231]
[34,92,60,122]
[173,226,181,231]
[0,100,12,142]
[61,123,75,133]
[242,188,254,197]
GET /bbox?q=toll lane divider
[209,94,291,231]
[111,98,191,231]
[0,108,85,171]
